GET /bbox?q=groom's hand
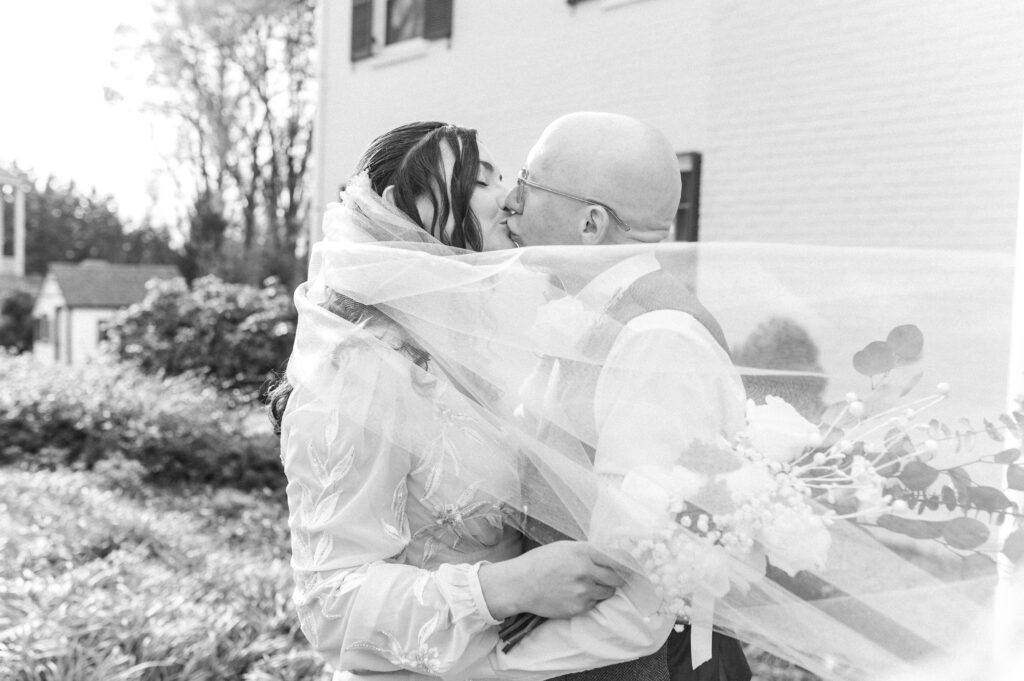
[479,541,625,620]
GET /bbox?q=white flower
[849,455,889,520]
[620,466,674,520]
[721,462,776,501]
[745,396,822,464]
[760,506,831,575]
[621,465,707,517]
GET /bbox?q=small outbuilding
[32,260,181,365]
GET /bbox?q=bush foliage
[733,316,828,420]
[0,353,282,490]
[0,289,35,353]
[103,275,296,401]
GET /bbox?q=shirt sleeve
[282,357,503,679]
[591,310,747,479]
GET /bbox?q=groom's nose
[502,186,520,215]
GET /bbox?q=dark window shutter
[351,0,374,61]
[423,0,453,40]
[675,152,702,242]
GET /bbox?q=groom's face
[503,148,584,247]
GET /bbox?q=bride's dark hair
[268,121,481,434]
[361,121,483,250]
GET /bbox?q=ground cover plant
[0,468,328,680]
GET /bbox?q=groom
[503,112,752,681]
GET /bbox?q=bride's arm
[283,385,502,678]
[283,375,624,680]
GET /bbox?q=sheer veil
[285,174,1019,681]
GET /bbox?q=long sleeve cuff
[436,561,502,627]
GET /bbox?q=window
[673,152,701,242]
[386,0,425,45]
[34,315,50,343]
[351,0,453,62]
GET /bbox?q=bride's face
[420,141,514,251]
[472,144,515,251]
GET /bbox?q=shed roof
[48,260,181,308]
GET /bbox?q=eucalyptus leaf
[965,486,1014,514]
[948,467,972,498]
[941,517,989,550]
[852,341,896,377]
[993,448,1021,464]
[1007,464,1024,491]
[886,324,924,361]
[983,419,1004,442]
[999,414,1019,433]
[898,370,924,397]
[1003,529,1024,565]
[898,461,940,491]
[940,485,957,511]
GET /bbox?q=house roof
[48,260,181,308]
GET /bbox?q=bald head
[510,112,681,246]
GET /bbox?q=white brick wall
[702,0,1024,250]
[314,0,1023,252]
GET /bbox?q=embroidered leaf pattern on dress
[382,478,411,543]
[412,571,431,606]
[313,533,334,566]
[309,440,332,483]
[327,443,357,485]
[310,490,344,527]
[411,383,491,500]
[350,629,444,676]
[324,409,342,448]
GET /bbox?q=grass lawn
[0,467,813,681]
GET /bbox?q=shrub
[733,316,828,420]
[0,353,283,490]
[0,289,35,353]
[103,275,296,402]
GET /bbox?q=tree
[131,0,316,288]
[5,171,179,276]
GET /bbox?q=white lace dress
[281,326,670,681]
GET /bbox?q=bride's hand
[478,541,625,620]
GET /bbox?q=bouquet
[501,324,1023,665]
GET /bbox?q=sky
[0,1,176,223]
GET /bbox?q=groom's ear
[580,206,611,245]
[382,185,398,207]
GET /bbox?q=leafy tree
[124,0,316,288]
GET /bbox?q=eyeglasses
[510,168,631,232]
